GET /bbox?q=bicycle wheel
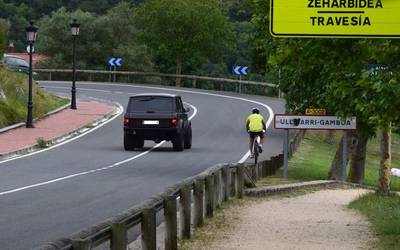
[253,138,259,164]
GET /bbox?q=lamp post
[70,19,80,109]
[25,21,38,128]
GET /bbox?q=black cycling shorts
[249,131,264,139]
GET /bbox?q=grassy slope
[0,67,68,128]
[349,193,400,250]
[285,131,400,191]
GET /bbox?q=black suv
[123,93,192,151]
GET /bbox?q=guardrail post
[164,195,178,250]
[111,222,127,250]
[231,169,237,197]
[193,178,204,227]
[257,162,262,179]
[205,174,214,218]
[142,207,157,250]
[221,165,229,201]
[72,239,91,250]
[236,164,244,199]
[48,72,52,81]
[214,170,222,208]
[271,156,276,174]
[192,79,197,88]
[179,184,191,239]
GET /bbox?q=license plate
[143,120,159,125]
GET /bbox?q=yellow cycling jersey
[246,114,265,132]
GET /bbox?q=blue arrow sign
[108,58,124,67]
[233,66,248,76]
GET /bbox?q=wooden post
[257,162,262,179]
[193,178,204,227]
[142,207,157,250]
[111,222,127,250]
[179,184,191,239]
[72,239,91,250]
[205,174,214,218]
[164,195,178,250]
[271,156,276,174]
[237,164,244,199]
[192,79,197,88]
[231,170,237,197]
[221,165,230,202]
[216,169,224,208]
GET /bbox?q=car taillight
[124,117,130,125]
[171,118,177,126]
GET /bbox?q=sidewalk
[0,100,115,157]
[182,188,375,250]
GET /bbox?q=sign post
[233,66,248,93]
[283,129,289,178]
[342,131,348,182]
[107,58,124,82]
[275,115,357,179]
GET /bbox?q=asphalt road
[0,81,285,249]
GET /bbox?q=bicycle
[252,134,262,164]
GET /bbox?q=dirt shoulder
[182,188,376,250]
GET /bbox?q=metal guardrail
[34,69,280,97]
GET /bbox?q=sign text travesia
[270,0,400,38]
[308,0,382,27]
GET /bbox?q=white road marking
[42,81,274,163]
[0,103,198,196]
[0,82,271,196]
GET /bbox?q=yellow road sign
[305,109,326,115]
[270,0,400,38]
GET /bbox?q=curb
[244,180,373,197]
[0,102,71,134]
[0,102,121,162]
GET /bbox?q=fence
[34,69,280,97]
[33,131,304,250]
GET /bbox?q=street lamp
[70,19,80,109]
[25,21,38,128]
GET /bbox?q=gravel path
[200,189,375,250]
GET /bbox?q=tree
[35,3,154,71]
[0,19,10,57]
[251,0,400,191]
[134,0,234,86]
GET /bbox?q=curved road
[0,81,285,249]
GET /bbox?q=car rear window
[128,96,173,113]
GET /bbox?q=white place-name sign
[274,115,357,130]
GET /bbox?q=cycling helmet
[252,108,259,114]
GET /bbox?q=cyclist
[246,108,266,158]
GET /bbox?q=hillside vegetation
[0,67,68,128]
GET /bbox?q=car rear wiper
[146,110,155,113]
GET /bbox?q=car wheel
[133,138,144,148]
[124,134,135,151]
[172,133,184,152]
[184,126,192,149]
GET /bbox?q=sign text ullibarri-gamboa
[308,0,383,26]
[274,115,357,130]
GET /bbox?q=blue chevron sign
[108,58,123,67]
[233,66,248,75]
